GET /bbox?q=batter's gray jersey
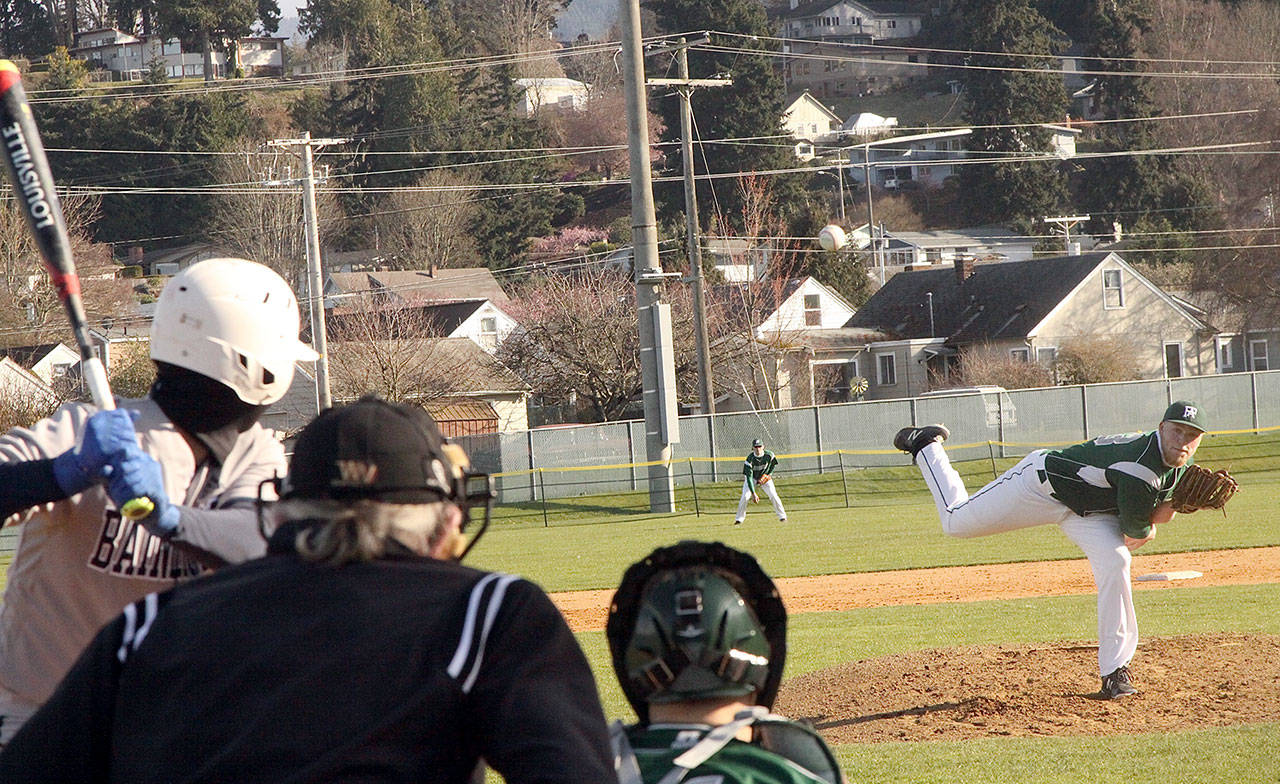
[0,396,285,708]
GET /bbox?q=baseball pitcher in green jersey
[735,439,787,525]
[894,401,1208,701]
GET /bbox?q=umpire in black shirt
[0,396,617,784]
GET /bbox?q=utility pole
[648,36,730,416]
[267,131,349,413]
[1043,214,1090,254]
[621,0,679,512]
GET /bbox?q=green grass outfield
[4,432,1278,782]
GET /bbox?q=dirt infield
[552,546,1280,742]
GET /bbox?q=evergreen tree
[460,62,580,270]
[0,0,58,57]
[299,0,462,247]
[958,0,1069,227]
[643,0,806,233]
[1078,0,1207,253]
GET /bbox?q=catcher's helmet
[150,258,318,406]
[606,541,786,723]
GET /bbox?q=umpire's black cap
[281,396,457,504]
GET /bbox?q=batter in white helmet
[0,258,318,744]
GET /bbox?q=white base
[1135,570,1204,582]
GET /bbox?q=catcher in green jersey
[894,401,1214,701]
[735,438,787,525]
[606,541,843,784]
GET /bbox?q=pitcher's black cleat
[893,425,950,457]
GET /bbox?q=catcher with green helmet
[606,541,843,784]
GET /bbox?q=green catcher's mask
[607,541,787,723]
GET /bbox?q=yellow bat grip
[121,497,155,520]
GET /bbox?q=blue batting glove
[51,409,141,497]
[102,449,179,538]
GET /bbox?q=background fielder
[895,401,1208,700]
[0,258,315,743]
[735,438,786,525]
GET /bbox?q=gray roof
[328,337,528,396]
[884,226,1035,250]
[847,253,1114,343]
[327,268,509,305]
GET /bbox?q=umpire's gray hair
[273,499,452,565]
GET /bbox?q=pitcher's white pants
[915,443,1138,677]
[735,477,786,522]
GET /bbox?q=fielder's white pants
[915,443,1138,677]
[735,477,786,522]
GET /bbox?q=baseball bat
[0,61,152,520]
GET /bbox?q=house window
[1103,269,1124,308]
[1037,347,1057,365]
[479,316,498,351]
[1251,339,1269,370]
[803,294,822,326]
[887,20,897,28]
[811,359,860,403]
[1164,342,1184,378]
[1009,348,1029,362]
[925,248,941,263]
[876,353,897,386]
[1216,335,1236,371]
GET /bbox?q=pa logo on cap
[1181,405,1198,420]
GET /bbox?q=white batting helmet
[150,258,319,406]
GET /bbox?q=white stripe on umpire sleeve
[116,593,161,664]
[447,573,501,679]
[132,593,159,652]
[117,603,137,663]
[461,574,519,693]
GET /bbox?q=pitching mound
[775,633,1280,743]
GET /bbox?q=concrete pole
[863,141,881,283]
[300,132,332,411]
[620,0,675,511]
[677,41,715,416]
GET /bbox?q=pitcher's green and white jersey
[1042,430,1187,538]
[743,451,778,481]
[625,724,833,784]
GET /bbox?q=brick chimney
[128,245,144,263]
[954,256,975,284]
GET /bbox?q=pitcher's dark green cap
[1162,401,1207,433]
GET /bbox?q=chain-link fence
[454,370,1280,525]
[2,371,1277,554]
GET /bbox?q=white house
[414,299,519,354]
[841,111,899,136]
[515,77,591,116]
[844,125,1079,190]
[71,28,285,81]
[702,237,773,283]
[0,343,80,386]
[781,0,924,44]
[0,357,58,408]
[869,225,1039,272]
[752,277,857,337]
[782,91,843,159]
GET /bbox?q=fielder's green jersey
[743,451,779,481]
[1042,430,1188,539]
[626,724,833,784]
